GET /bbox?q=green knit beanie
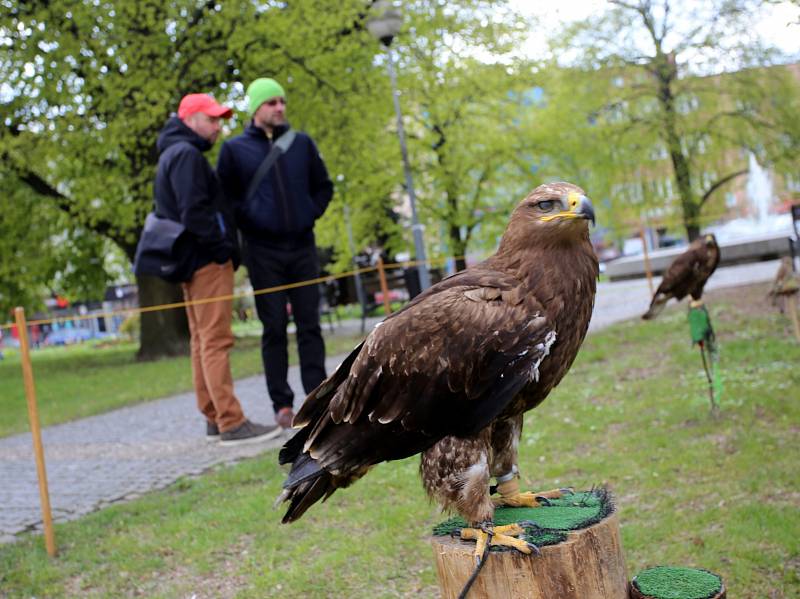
[246,78,286,115]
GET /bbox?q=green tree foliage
[0,172,112,317]
[515,64,633,239]
[1,1,254,355]
[0,0,390,356]
[542,0,800,241]
[1,0,547,352]
[384,1,540,269]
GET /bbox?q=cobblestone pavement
[0,260,779,542]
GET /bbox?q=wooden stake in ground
[788,293,800,342]
[640,227,654,297]
[14,307,57,557]
[376,256,393,316]
[430,511,627,599]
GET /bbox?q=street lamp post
[367,0,431,291]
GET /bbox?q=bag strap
[244,129,297,203]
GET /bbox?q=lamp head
[367,0,402,46]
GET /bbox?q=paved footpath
[0,260,780,542]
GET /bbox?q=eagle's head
[703,233,718,248]
[502,182,595,250]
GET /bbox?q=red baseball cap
[177,94,233,119]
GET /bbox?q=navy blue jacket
[217,123,333,248]
[153,117,238,276]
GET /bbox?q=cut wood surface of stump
[430,490,628,599]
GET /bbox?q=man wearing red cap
[153,93,281,445]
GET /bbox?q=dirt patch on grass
[617,365,664,382]
[704,281,773,314]
[158,563,250,599]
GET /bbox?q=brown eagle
[278,182,598,557]
[642,233,720,320]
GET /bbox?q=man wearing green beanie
[218,78,333,431]
[245,78,286,116]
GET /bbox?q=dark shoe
[219,419,282,447]
[206,421,220,442]
[276,407,295,429]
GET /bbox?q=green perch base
[630,566,725,599]
[432,487,613,549]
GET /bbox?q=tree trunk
[135,274,190,361]
[430,512,628,599]
[449,223,468,272]
[652,51,701,244]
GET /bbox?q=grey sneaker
[219,419,282,447]
[206,421,220,442]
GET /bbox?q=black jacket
[153,117,238,276]
[217,123,333,248]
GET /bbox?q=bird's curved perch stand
[430,491,627,599]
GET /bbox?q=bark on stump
[430,511,628,598]
[629,582,726,599]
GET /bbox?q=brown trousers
[182,260,245,432]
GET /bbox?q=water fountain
[706,152,793,243]
[606,153,794,279]
[747,152,773,223]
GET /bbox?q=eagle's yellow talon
[460,523,536,562]
[493,491,543,507]
[492,479,566,507]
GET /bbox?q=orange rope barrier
[0,255,462,332]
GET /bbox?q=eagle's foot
[459,522,540,564]
[492,478,573,507]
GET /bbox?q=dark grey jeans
[245,241,326,412]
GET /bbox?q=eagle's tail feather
[283,451,322,488]
[642,294,667,320]
[280,458,334,523]
[278,425,309,465]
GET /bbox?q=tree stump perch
[430,510,628,598]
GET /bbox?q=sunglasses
[266,98,286,106]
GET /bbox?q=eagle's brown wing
[689,241,720,300]
[657,243,703,299]
[643,239,707,319]
[278,268,557,521]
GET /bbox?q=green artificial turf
[633,566,723,598]
[432,489,612,548]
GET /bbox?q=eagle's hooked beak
[539,191,596,225]
[566,192,596,226]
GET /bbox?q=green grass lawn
[1,283,798,598]
[0,329,365,438]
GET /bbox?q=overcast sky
[508,0,800,58]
